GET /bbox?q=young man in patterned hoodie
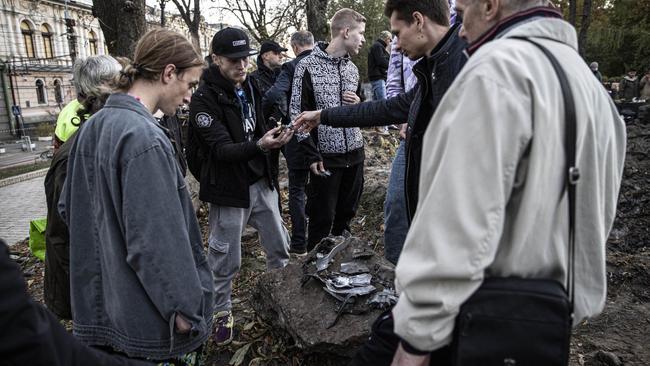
[289,8,367,250]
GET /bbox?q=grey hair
[72,55,121,98]
[380,30,392,41]
[290,30,315,47]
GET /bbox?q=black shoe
[289,246,308,256]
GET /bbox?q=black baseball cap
[211,27,258,58]
[260,40,288,55]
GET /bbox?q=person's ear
[412,12,424,32]
[161,64,176,84]
[211,54,219,66]
[484,0,500,21]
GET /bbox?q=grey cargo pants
[207,180,290,312]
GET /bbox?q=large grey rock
[252,236,395,359]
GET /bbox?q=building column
[4,10,18,55]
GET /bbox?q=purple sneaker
[212,311,234,346]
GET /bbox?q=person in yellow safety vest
[54,98,83,149]
[53,59,90,150]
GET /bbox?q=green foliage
[566,0,650,77]
[327,0,390,83]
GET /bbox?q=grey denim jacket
[59,93,214,360]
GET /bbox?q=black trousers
[350,310,452,366]
[306,163,364,249]
[288,168,309,250]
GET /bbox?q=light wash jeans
[371,79,387,100]
[371,79,389,132]
[383,141,408,264]
[207,180,290,312]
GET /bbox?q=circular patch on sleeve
[196,112,213,128]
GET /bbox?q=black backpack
[185,120,205,180]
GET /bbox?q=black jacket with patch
[188,65,273,208]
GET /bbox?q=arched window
[88,30,98,55]
[54,79,63,103]
[41,24,54,58]
[21,21,35,58]
[36,79,46,104]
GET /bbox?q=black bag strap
[512,37,579,311]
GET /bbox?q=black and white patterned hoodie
[290,43,365,167]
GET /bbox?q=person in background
[368,30,392,135]
[620,68,640,100]
[53,59,89,150]
[263,30,316,256]
[382,35,420,265]
[590,62,602,82]
[59,29,213,364]
[639,69,650,100]
[44,55,121,321]
[250,40,289,206]
[251,40,287,98]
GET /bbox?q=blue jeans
[370,79,386,101]
[383,141,408,264]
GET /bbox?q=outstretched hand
[293,110,322,133]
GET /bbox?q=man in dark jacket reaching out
[189,28,293,346]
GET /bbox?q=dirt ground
[11,123,650,365]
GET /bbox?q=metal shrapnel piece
[324,281,376,296]
[340,262,370,275]
[327,273,373,289]
[367,288,398,309]
[315,237,348,272]
[348,273,372,287]
[352,248,374,259]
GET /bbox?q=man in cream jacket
[386,0,627,365]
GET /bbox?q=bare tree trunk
[568,0,577,26]
[221,0,299,44]
[93,0,147,57]
[171,0,202,52]
[578,0,593,56]
[189,27,201,52]
[306,0,329,42]
[160,0,167,27]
